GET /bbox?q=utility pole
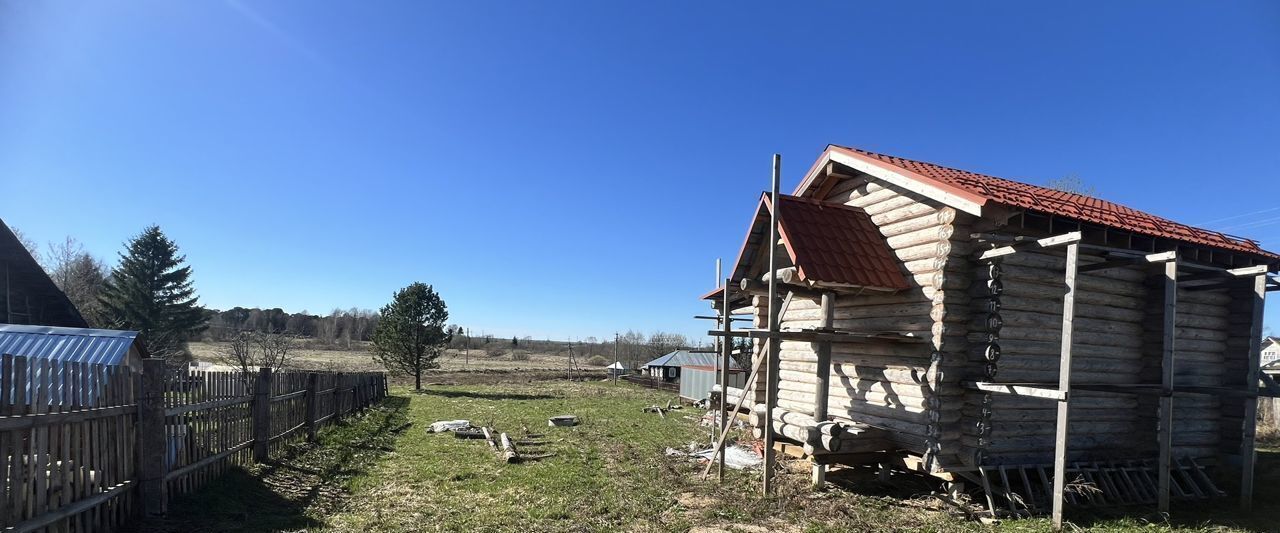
[464,328,470,369]
[613,332,620,384]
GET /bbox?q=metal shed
[0,324,147,373]
[679,364,746,402]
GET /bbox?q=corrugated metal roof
[0,324,141,366]
[643,350,742,369]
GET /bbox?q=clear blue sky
[2,1,1278,341]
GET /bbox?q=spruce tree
[99,225,208,363]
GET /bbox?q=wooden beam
[1051,241,1079,531]
[763,153,781,495]
[813,162,843,200]
[707,329,928,344]
[1077,251,1178,273]
[1158,255,1178,514]
[979,232,1083,261]
[812,292,834,490]
[965,382,1066,401]
[1241,273,1266,511]
[719,278,732,481]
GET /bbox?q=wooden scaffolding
[698,153,1280,531]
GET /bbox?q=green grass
[137,381,1280,532]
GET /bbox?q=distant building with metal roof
[0,324,146,372]
[642,350,741,382]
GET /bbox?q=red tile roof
[827,145,1277,260]
[773,194,910,290]
[730,193,909,290]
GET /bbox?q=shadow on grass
[125,396,411,533]
[414,388,559,401]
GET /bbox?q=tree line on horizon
[13,226,712,374]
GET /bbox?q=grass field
[187,341,594,374]
[144,381,1280,532]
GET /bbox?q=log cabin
[706,145,1280,523]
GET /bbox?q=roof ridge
[829,144,1274,258]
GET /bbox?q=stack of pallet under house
[704,145,1280,530]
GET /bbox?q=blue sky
[1,1,1278,341]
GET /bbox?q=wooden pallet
[975,457,1224,516]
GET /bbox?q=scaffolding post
[763,153,781,495]
[812,291,834,489]
[719,277,732,480]
[1158,255,1178,514]
[1241,272,1266,510]
[1050,241,1079,531]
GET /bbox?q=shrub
[586,355,609,367]
[511,351,529,361]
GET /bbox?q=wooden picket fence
[0,355,387,532]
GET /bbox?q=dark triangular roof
[0,219,87,328]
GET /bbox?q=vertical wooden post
[1050,242,1078,531]
[1240,272,1266,511]
[252,367,272,463]
[719,278,732,481]
[1158,256,1178,514]
[762,153,781,495]
[812,291,834,489]
[138,359,168,517]
[304,372,319,442]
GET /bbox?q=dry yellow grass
[188,341,589,374]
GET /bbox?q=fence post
[137,358,168,517]
[252,367,273,463]
[304,372,319,442]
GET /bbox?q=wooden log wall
[743,169,1258,472]
[737,175,972,470]
[964,247,1156,465]
[1217,279,1255,458]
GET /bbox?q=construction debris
[666,442,763,471]
[548,415,579,427]
[427,419,472,433]
[500,432,519,463]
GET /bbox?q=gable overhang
[794,146,987,217]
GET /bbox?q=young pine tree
[99,225,208,363]
[372,282,450,390]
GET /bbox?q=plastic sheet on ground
[666,443,763,471]
[427,419,471,433]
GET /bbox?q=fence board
[1,355,385,532]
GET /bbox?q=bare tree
[11,227,40,264]
[254,331,294,370]
[217,331,294,375]
[1046,175,1096,196]
[218,331,257,375]
[43,237,109,326]
[646,331,687,357]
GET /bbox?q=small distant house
[0,219,88,327]
[642,350,742,383]
[1262,337,1280,368]
[605,361,627,377]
